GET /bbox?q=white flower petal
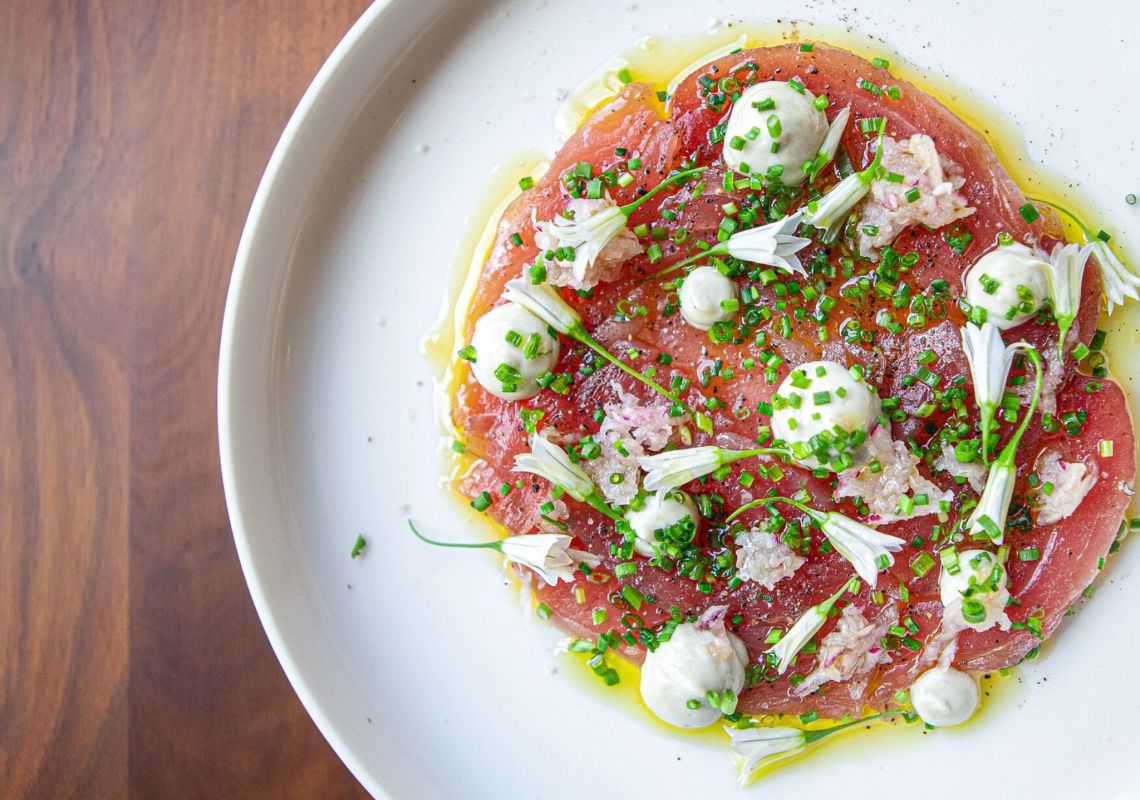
[502,278,582,334]
[803,171,872,241]
[513,431,596,502]
[500,533,576,585]
[724,724,807,787]
[1090,238,1140,314]
[965,459,1017,544]
[723,211,813,277]
[820,512,906,587]
[768,603,829,675]
[815,106,852,169]
[637,446,726,491]
[1039,242,1092,330]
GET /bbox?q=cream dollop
[469,303,561,400]
[639,610,748,728]
[771,360,880,470]
[678,266,738,331]
[625,490,698,557]
[910,667,979,727]
[723,81,827,184]
[964,243,1049,330]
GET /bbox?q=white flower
[637,445,778,492]
[809,105,852,181]
[502,278,583,335]
[803,171,874,241]
[513,432,596,503]
[725,725,808,786]
[1038,242,1092,359]
[965,344,1044,544]
[407,521,592,587]
[537,201,631,284]
[1024,196,1140,315]
[725,710,900,786]
[1090,237,1140,314]
[965,458,1016,544]
[961,322,1033,459]
[815,510,906,587]
[805,128,885,241]
[767,577,854,674]
[499,533,577,585]
[723,211,813,277]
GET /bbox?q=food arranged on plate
[417,40,1137,783]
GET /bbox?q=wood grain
[1,1,372,796]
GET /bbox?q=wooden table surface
[2,1,373,796]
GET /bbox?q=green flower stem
[801,709,904,745]
[620,166,708,218]
[584,492,623,521]
[996,346,1043,467]
[571,323,713,435]
[638,241,728,283]
[979,399,997,463]
[726,495,820,525]
[1024,195,1092,237]
[409,520,503,550]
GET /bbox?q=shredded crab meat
[856,134,974,259]
[532,197,642,290]
[934,441,987,493]
[835,426,954,522]
[1014,348,1064,416]
[1035,449,1097,526]
[794,605,898,698]
[582,384,682,506]
[536,498,570,534]
[734,531,805,590]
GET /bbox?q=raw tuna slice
[450,43,1135,720]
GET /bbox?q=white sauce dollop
[640,616,748,728]
[771,360,880,470]
[678,266,738,331]
[469,303,561,401]
[723,81,827,185]
[626,490,698,557]
[963,243,1049,330]
[939,548,1011,633]
[910,667,980,727]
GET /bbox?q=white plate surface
[219,1,1140,797]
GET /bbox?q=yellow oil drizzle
[422,22,1138,765]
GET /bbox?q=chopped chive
[350,534,367,559]
[1018,203,1040,223]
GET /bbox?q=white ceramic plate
[219,1,1140,797]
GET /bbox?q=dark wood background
[1,1,372,796]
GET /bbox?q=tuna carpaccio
[450,43,1135,719]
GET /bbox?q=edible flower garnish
[1038,242,1093,361]
[1026,196,1140,314]
[765,576,858,673]
[514,432,621,519]
[807,105,853,183]
[966,345,1043,544]
[726,710,901,786]
[636,445,789,492]
[644,211,812,281]
[803,124,885,241]
[961,321,1035,460]
[727,497,905,586]
[503,279,712,433]
[540,166,707,281]
[408,522,591,585]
